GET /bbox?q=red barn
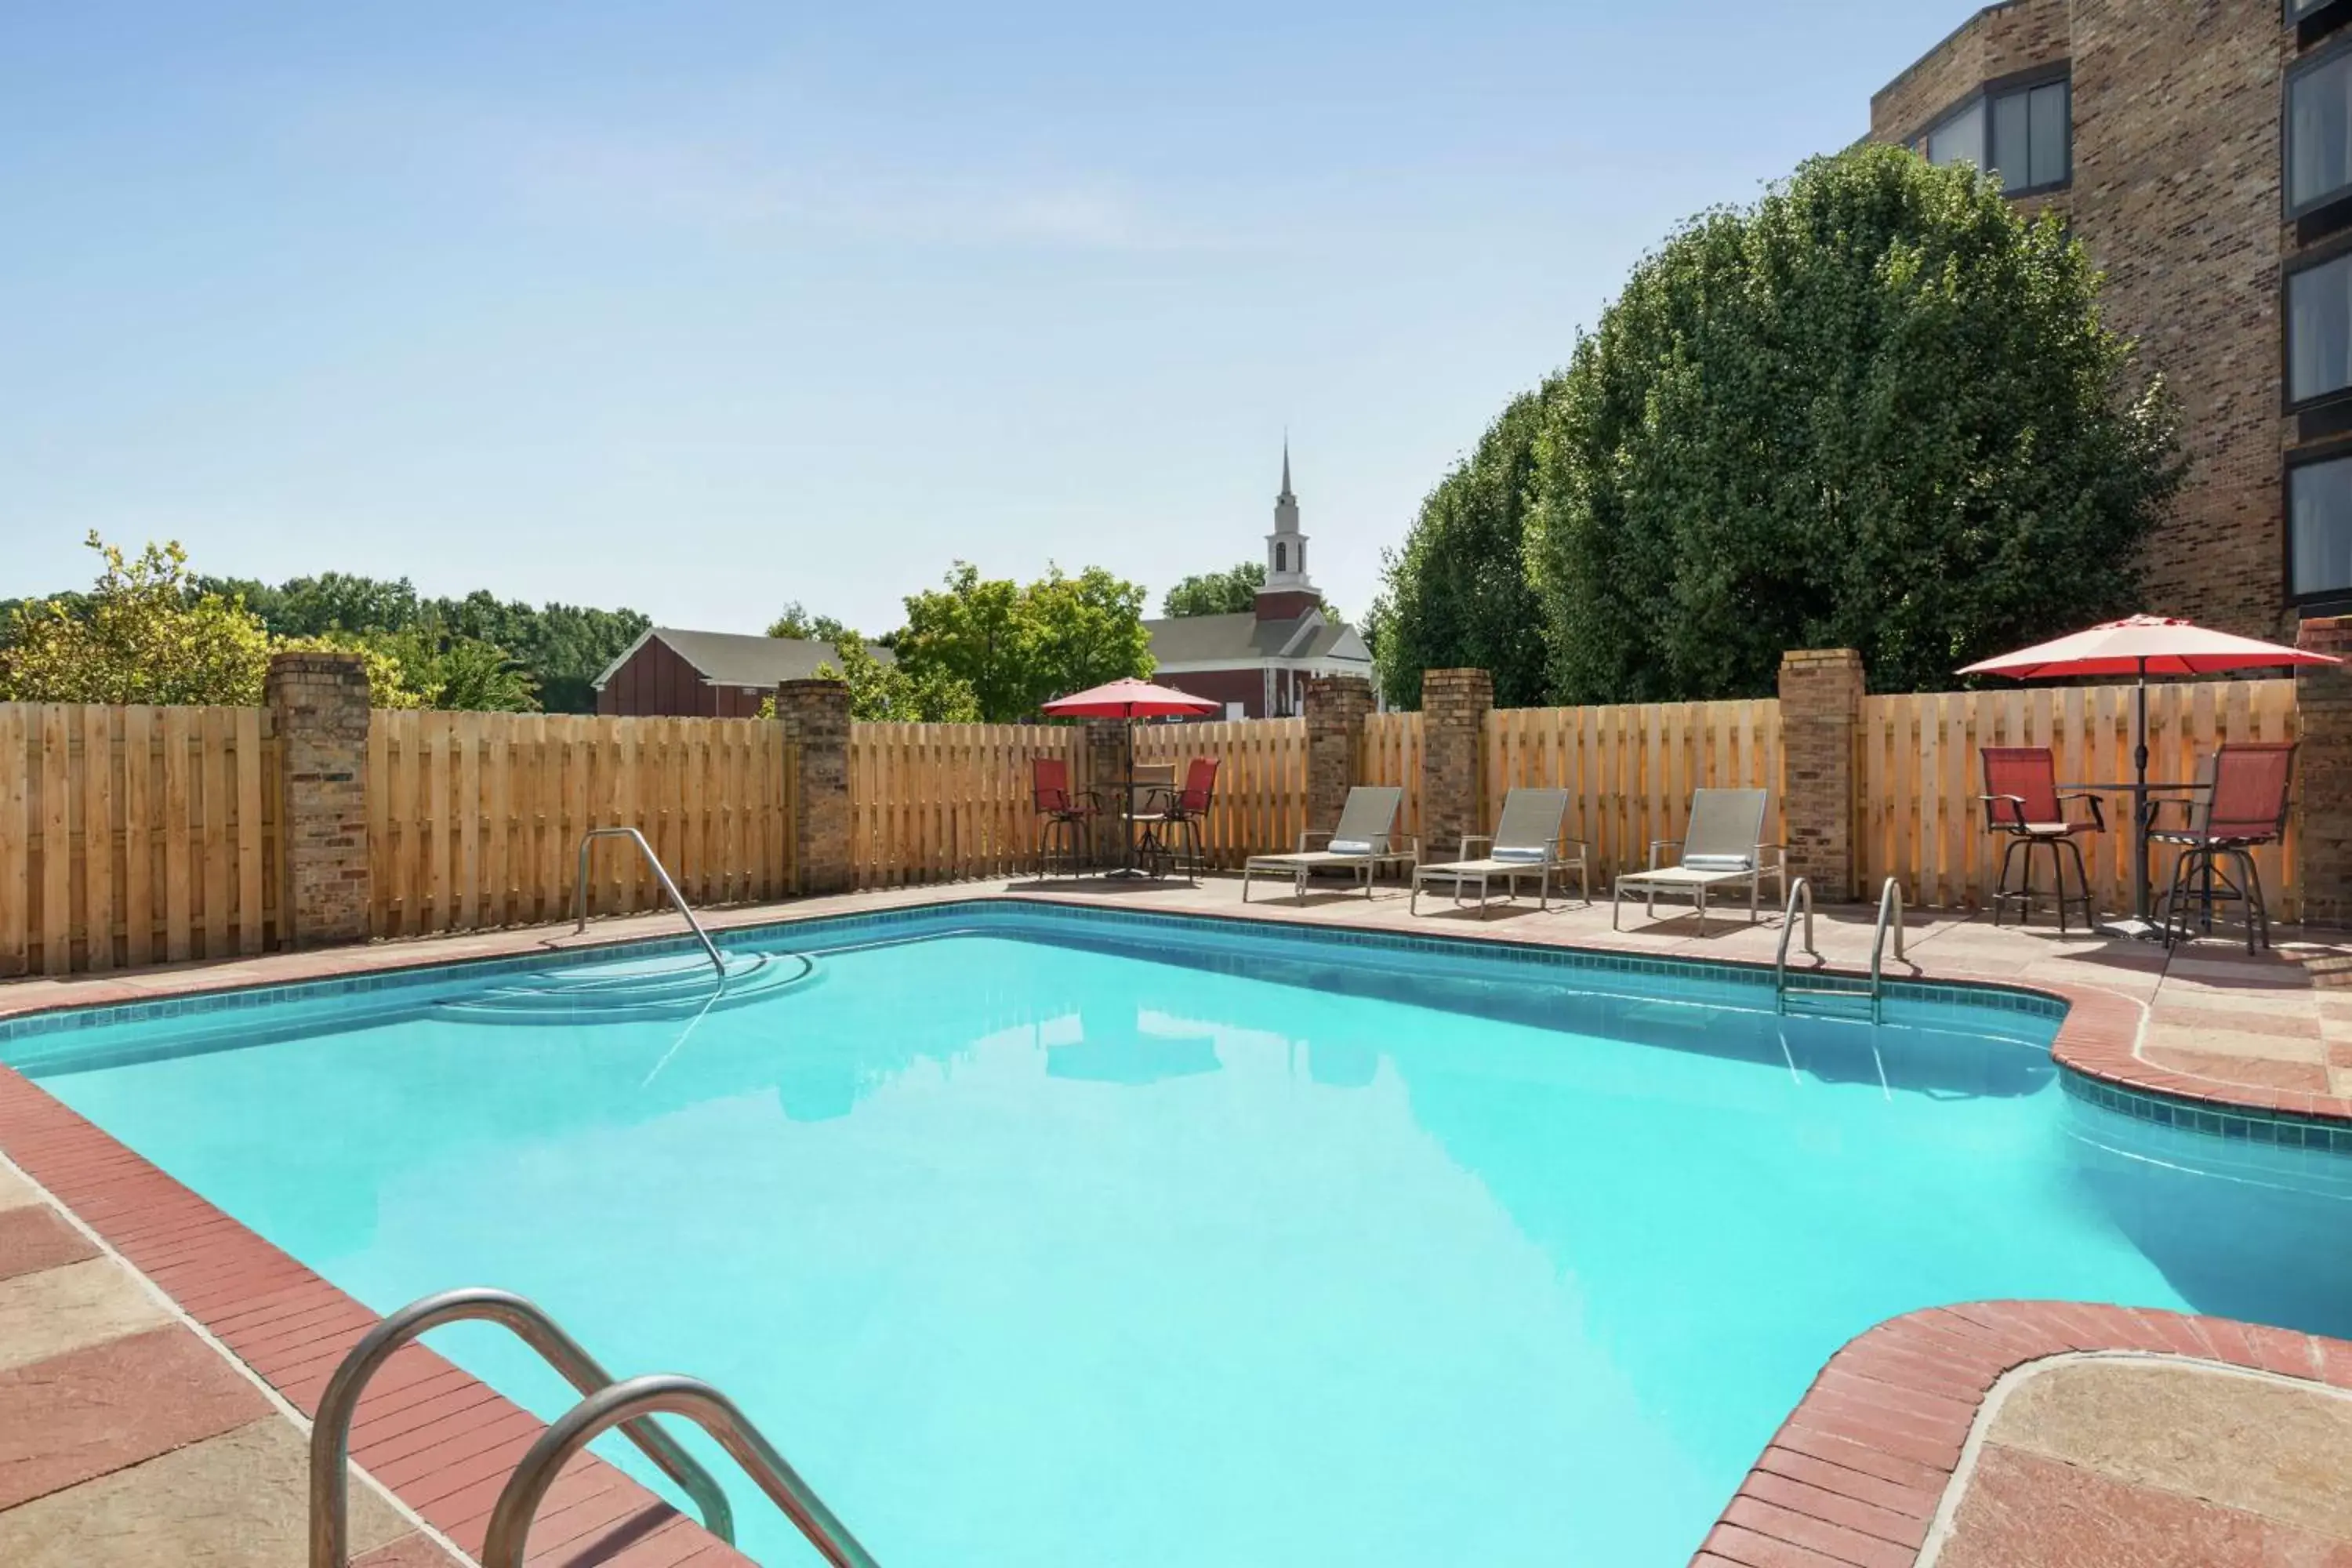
[592,628,895,717]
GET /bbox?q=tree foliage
[1367,388,1555,710]
[815,635,981,721]
[895,562,1154,721]
[765,602,851,643]
[1520,144,2182,702]
[0,536,278,705]
[1161,561,1264,617]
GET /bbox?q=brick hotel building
[1871,0,2352,636]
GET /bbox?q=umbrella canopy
[1040,677,1220,719]
[1958,615,2338,680]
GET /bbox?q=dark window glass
[1987,81,2069,193]
[2027,82,2068,187]
[2292,456,2352,597]
[2290,253,2352,404]
[2290,49,2352,215]
[1275,542,1287,573]
[1990,92,2028,183]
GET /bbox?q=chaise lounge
[1243,786,1414,902]
[1410,788,1586,917]
[1610,787,1783,935]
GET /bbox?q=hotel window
[2291,452,2352,601]
[1918,77,2070,195]
[2288,251,2352,406]
[2289,42,2352,217]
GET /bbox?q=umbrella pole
[2132,668,2151,924]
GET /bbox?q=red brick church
[1142,446,1374,718]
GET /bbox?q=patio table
[2059,779,2210,933]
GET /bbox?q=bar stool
[2150,742,2295,954]
[1978,747,2105,932]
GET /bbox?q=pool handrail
[482,1373,882,1568]
[571,826,726,975]
[1871,877,1911,1024]
[307,1287,735,1568]
[1773,877,1818,1011]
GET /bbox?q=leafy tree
[0,535,276,704]
[1161,561,1264,617]
[766,602,851,643]
[421,636,539,710]
[812,633,980,721]
[204,572,423,638]
[1368,387,1554,710]
[896,561,1153,721]
[1523,143,2182,702]
[275,633,430,708]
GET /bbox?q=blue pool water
[10,902,2352,1566]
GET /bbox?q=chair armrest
[1649,837,1682,871]
[1755,842,1787,868]
[1297,828,1335,853]
[1457,833,1494,859]
[2056,792,2107,832]
[2142,797,2196,828]
[1977,793,2026,828]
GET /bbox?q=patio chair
[1243,786,1413,903]
[1032,757,1099,880]
[1137,757,1220,883]
[1410,789,1586,917]
[1610,788,1783,935]
[2150,742,2295,954]
[1979,747,2103,933]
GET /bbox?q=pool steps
[438,950,818,1024]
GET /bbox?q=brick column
[1418,668,1493,860]
[264,651,372,948]
[1080,719,1131,866]
[1304,674,1375,830]
[1777,648,1865,902]
[2297,616,2352,928]
[775,678,852,895]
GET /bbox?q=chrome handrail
[308,1289,734,1568]
[1773,877,1817,1012]
[1870,877,1910,1025]
[483,1373,881,1568]
[571,826,725,975]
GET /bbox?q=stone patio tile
[0,1163,37,1212]
[1987,1359,2352,1541]
[2149,1004,2322,1040]
[1937,1442,2352,1568]
[0,1205,100,1283]
[0,1416,410,1568]
[2143,1022,2325,1064]
[2142,1048,2330,1092]
[0,1259,169,1375]
[349,1534,467,1568]
[0,1324,270,1510]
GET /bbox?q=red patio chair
[2149,742,2295,953]
[1032,757,1098,880]
[1146,757,1219,884]
[1979,747,2105,932]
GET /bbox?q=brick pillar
[1080,719,1131,866]
[2297,617,2352,928]
[1304,674,1375,830]
[264,651,372,949]
[776,678,852,895]
[1777,648,1865,902]
[1419,668,1493,860]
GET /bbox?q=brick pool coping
[2,885,2346,1566]
[1694,1301,2352,1567]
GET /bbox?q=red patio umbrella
[1958,615,2339,925]
[1040,678,1220,876]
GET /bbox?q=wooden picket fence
[1860,678,2300,913]
[0,703,278,977]
[848,722,1075,887]
[1131,718,1311,867]
[366,712,797,938]
[1360,711,1425,852]
[1479,700,1785,880]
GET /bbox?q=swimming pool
[8,900,2351,1566]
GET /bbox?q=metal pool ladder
[1773,877,1820,1011]
[308,1287,880,1568]
[1775,877,1911,1023]
[570,826,726,976]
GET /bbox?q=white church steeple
[1265,438,1311,590]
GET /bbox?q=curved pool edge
[1693,1298,2352,1567]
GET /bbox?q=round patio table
[2059,779,2210,935]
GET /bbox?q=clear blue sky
[1,2,1965,633]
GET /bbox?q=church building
[1142,448,1374,719]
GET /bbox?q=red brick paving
[0,1201,100,1281]
[0,1323,270,1509]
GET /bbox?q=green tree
[895,561,1152,721]
[813,634,980,721]
[766,602,851,642]
[275,633,430,708]
[0,535,276,704]
[1368,387,1554,710]
[1523,143,2182,702]
[420,636,539,710]
[1161,561,1264,617]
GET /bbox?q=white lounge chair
[1243,786,1416,902]
[1611,788,1784,935]
[1410,788,1588,917]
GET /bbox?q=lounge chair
[1242,786,1414,902]
[1410,788,1587,917]
[1610,787,1783,935]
